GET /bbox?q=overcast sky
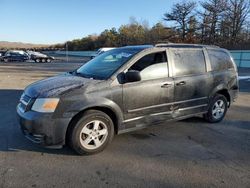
[0,0,177,44]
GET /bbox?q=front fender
[61,96,124,129]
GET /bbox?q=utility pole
[66,42,69,62]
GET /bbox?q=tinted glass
[173,49,206,76]
[208,50,233,71]
[129,52,168,81]
[77,48,141,80]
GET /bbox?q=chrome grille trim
[19,94,32,112]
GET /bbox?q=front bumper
[17,104,71,147]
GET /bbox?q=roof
[122,43,220,50]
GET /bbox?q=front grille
[19,94,33,112]
[22,94,31,104]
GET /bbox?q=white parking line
[238,76,250,81]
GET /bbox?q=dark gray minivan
[17,44,239,154]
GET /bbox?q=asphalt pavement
[0,61,249,188]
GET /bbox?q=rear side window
[208,50,233,71]
[129,52,168,81]
[173,49,206,76]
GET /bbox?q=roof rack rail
[155,43,220,48]
[209,45,220,48]
[155,43,173,47]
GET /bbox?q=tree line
[54,0,250,50]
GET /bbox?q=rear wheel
[69,110,114,155]
[35,59,40,63]
[42,59,46,63]
[3,58,8,63]
[204,94,228,123]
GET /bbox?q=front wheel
[204,94,228,123]
[69,110,114,155]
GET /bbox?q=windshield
[76,48,141,80]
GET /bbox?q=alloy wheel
[79,120,108,150]
[212,99,225,119]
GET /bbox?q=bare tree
[227,0,250,44]
[199,11,211,43]
[163,1,196,41]
[200,0,228,44]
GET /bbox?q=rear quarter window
[208,49,234,71]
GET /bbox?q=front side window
[76,48,141,80]
[129,52,168,81]
[173,49,206,76]
[11,52,18,56]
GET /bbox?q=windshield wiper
[73,71,97,79]
[74,71,86,77]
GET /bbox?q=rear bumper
[229,88,239,103]
[17,104,71,147]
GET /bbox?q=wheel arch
[65,105,122,145]
[216,89,230,104]
[210,86,231,107]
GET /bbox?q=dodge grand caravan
[17,44,239,155]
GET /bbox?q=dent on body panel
[213,71,229,89]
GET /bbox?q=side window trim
[166,48,174,78]
[203,48,212,72]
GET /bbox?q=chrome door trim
[127,97,208,113]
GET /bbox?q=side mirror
[125,70,141,83]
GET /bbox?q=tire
[35,59,40,63]
[42,59,46,63]
[3,58,8,63]
[204,94,228,123]
[46,59,51,63]
[69,110,114,155]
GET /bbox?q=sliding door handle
[176,81,186,86]
[161,83,173,88]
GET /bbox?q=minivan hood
[25,74,100,98]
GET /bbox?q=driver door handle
[161,83,173,88]
[176,81,186,86]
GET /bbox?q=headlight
[31,98,59,113]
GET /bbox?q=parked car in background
[1,50,29,62]
[26,51,55,63]
[0,50,6,56]
[90,47,116,59]
[17,44,239,155]
[0,50,6,61]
